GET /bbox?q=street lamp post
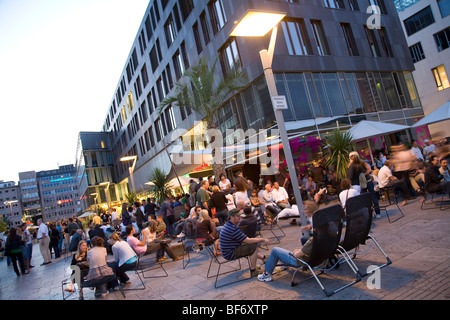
[4,200,18,221]
[99,182,111,216]
[231,10,307,231]
[120,155,137,193]
[90,193,98,214]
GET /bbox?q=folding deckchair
[339,193,392,277]
[290,204,360,297]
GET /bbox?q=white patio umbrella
[168,176,198,189]
[347,120,410,165]
[79,212,96,218]
[411,101,450,127]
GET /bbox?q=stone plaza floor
[0,195,449,302]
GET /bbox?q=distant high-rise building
[0,180,22,228]
[19,165,82,223]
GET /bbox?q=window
[409,42,425,63]
[179,0,194,22]
[378,27,394,57]
[208,0,227,35]
[150,45,159,72]
[323,0,345,9]
[172,49,186,80]
[432,65,450,91]
[145,15,153,42]
[281,18,313,56]
[155,119,162,142]
[134,77,142,98]
[311,20,331,56]
[434,27,450,52]
[164,107,176,132]
[347,0,359,11]
[364,26,381,57]
[437,0,450,18]
[368,0,387,14]
[219,38,242,75]
[341,23,359,56]
[403,6,435,36]
[193,22,203,54]
[164,14,178,47]
[200,11,211,46]
[141,64,149,88]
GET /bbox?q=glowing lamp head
[230,11,286,37]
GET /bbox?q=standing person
[144,198,159,220]
[49,223,61,259]
[218,174,233,194]
[210,185,229,226]
[346,152,365,193]
[16,227,30,274]
[160,197,176,237]
[134,201,145,230]
[21,223,33,268]
[56,221,64,255]
[189,180,198,207]
[5,227,26,277]
[196,180,211,211]
[219,209,270,277]
[37,218,52,265]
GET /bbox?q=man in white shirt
[271,182,290,209]
[37,219,52,265]
[378,160,410,206]
[410,140,424,161]
[423,139,436,156]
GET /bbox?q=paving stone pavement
[1,196,449,301]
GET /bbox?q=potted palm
[147,167,172,205]
[159,57,247,181]
[323,129,354,181]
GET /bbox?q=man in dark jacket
[425,155,450,195]
[160,197,175,236]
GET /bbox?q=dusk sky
[0,0,149,183]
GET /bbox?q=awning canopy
[412,101,450,127]
[347,120,410,141]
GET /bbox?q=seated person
[238,206,258,238]
[69,229,83,252]
[126,224,181,262]
[272,182,290,209]
[258,201,320,282]
[108,233,137,284]
[339,178,360,209]
[425,155,450,196]
[261,184,281,221]
[68,240,89,299]
[219,209,270,277]
[197,210,220,256]
[86,237,116,297]
[155,214,167,238]
[378,160,410,206]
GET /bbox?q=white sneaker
[177,232,185,238]
[257,271,273,282]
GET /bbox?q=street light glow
[230,11,286,37]
[120,155,137,162]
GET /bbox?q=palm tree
[124,191,138,205]
[158,57,247,180]
[147,167,172,205]
[323,129,354,181]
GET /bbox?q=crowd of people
[2,137,450,296]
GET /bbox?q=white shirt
[423,144,436,155]
[111,210,119,221]
[410,147,424,161]
[23,229,32,245]
[37,223,49,240]
[234,191,250,206]
[112,240,137,267]
[271,187,289,202]
[219,179,231,190]
[339,188,360,208]
[378,166,393,189]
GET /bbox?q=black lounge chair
[339,193,392,277]
[290,204,360,297]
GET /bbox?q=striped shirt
[219,221,247,261]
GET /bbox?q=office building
[97,0,424,191]
[397,0,450,139]
[0,181,22,228]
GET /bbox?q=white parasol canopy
[412,101,450,127]
[79,212,96,218]
[347,120,410,141]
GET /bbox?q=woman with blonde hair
[68,240,89,299]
